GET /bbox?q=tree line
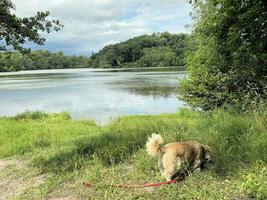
[0,50,90,72]
[0,32,190,71]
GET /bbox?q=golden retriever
[146,133,212,181]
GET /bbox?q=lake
[0,68,187,124]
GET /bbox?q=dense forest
[88,32,190,68]
[0,32,190,72]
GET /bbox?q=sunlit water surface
[0,68,187,124]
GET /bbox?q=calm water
[0,68,187,124]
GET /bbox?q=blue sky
[13,0,192,55]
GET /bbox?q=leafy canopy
[180,0,267,110]
[0,0,62,53]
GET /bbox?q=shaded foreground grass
[0,109,266,199]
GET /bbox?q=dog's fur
[146,133,212,181]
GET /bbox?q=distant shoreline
[0,66,186,76]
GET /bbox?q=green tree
[180,0,267,110]
[0,0,62,53]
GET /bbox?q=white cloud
[12,0,192,55]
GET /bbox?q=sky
[13,0,192,55]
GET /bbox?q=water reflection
[111,76,179,97]
[0,68,186,124]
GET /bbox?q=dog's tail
[146,133,163,157]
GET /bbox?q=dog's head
[202,145,213,164]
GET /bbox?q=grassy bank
[0,109,266,199]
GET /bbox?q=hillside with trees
[88,32,190,68]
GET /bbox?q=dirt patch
[0,176,28,200]
[0,158,48,200]
[49,196,76,200]
[0,158,25,171]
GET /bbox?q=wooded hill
[88,32,190,68]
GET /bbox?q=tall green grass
[0,109,266,199]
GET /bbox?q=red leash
[83,176,184,188]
